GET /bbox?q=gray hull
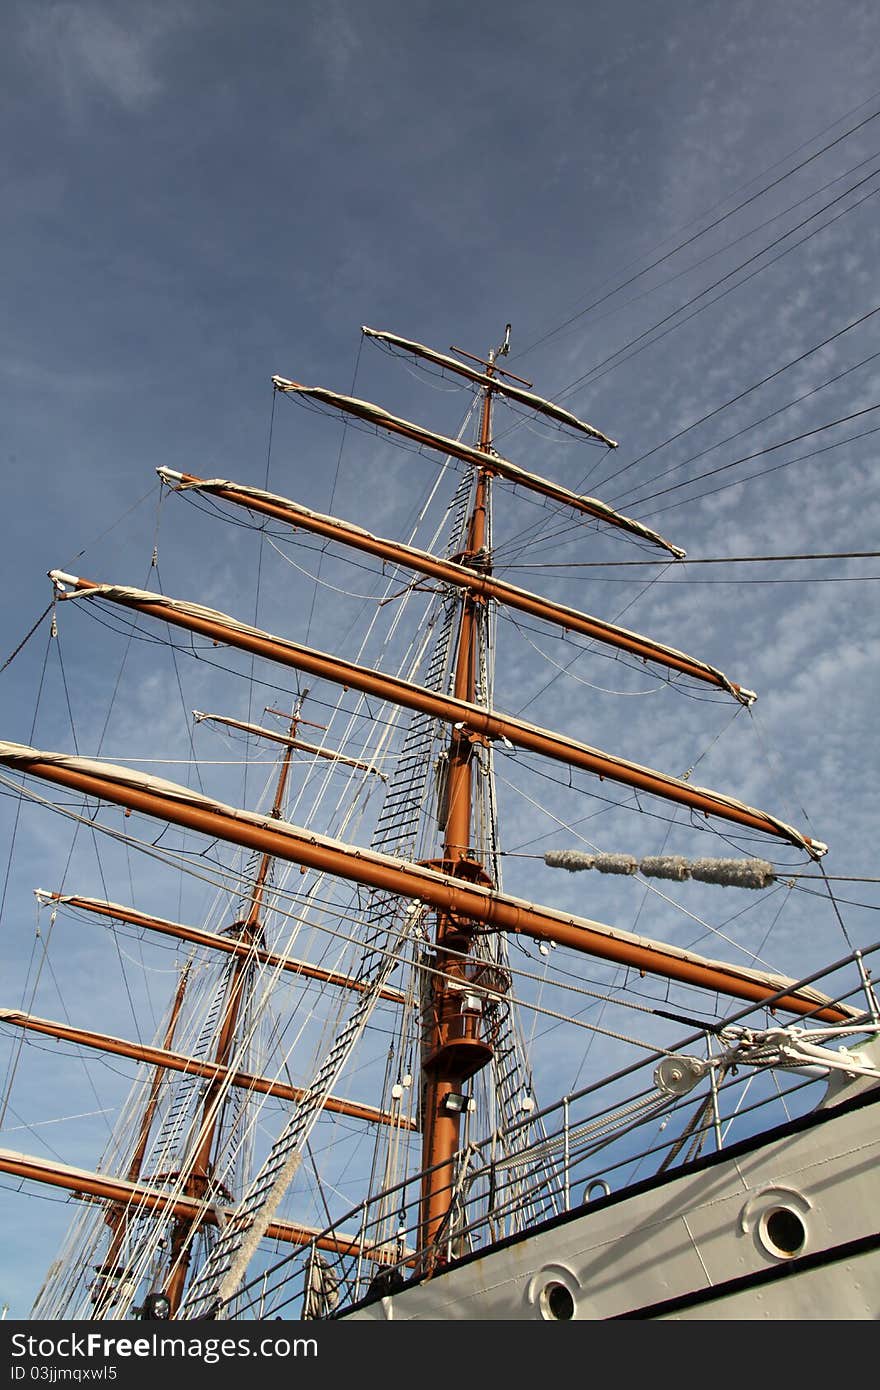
[344,1090,880,1320]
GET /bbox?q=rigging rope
[514,104,880,361]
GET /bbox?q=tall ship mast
[1,323,877,1321]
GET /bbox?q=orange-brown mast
[163,700,304,1313]
[92,964,190,1315]
[0,310,839,1290]
[418,330,505,1262]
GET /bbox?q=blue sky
[1,0,879,1318]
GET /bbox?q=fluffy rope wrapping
[544,851,638,875]
[544,850,776,889]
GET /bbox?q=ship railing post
[302,1241,316,1320]
[355,1203,368,1301]
[487,1128,500,1241]
[562,1096,571,1211]
[445,1161,457,1264]
[854,949,880,1023]
[706,1034,723,1152]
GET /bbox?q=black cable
[640,419,880,520]
[516,104,880,361]
[630,404,880,509]
[554,173,880,422]
[609,343,880,507]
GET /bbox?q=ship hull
[341,1088,880,1320]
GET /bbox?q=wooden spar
[269,377,685,559]
[360,325,619,443]
[0,1148,365,1259]
[192,709,386,775]
[160,470,753,703]
[40,892,406,1005]
[0,742,847,1021]
[47,574,820,854]
[0,1008,415,1130]
[2,793,846,1010]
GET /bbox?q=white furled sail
[270,378,686,558]
[0,742,843,1018]
[362,325,619,445]
[159,470,752,701]
[44,578,817,850]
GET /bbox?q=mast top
[448,323,523,381]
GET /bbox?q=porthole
[525,1263,583,1319]
[539,1280,576,1320]
[758,1205,807,1259]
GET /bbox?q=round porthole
[758,1205,807,1259]
[539,1281,576,1320]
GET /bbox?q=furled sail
[47,575,817,851]
[160,470,752,702]
[270,378,686,558]
[361,325,619,445]
[0,742,846,1020]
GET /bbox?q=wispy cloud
[20,2,193,113]
[303,0,361,91]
